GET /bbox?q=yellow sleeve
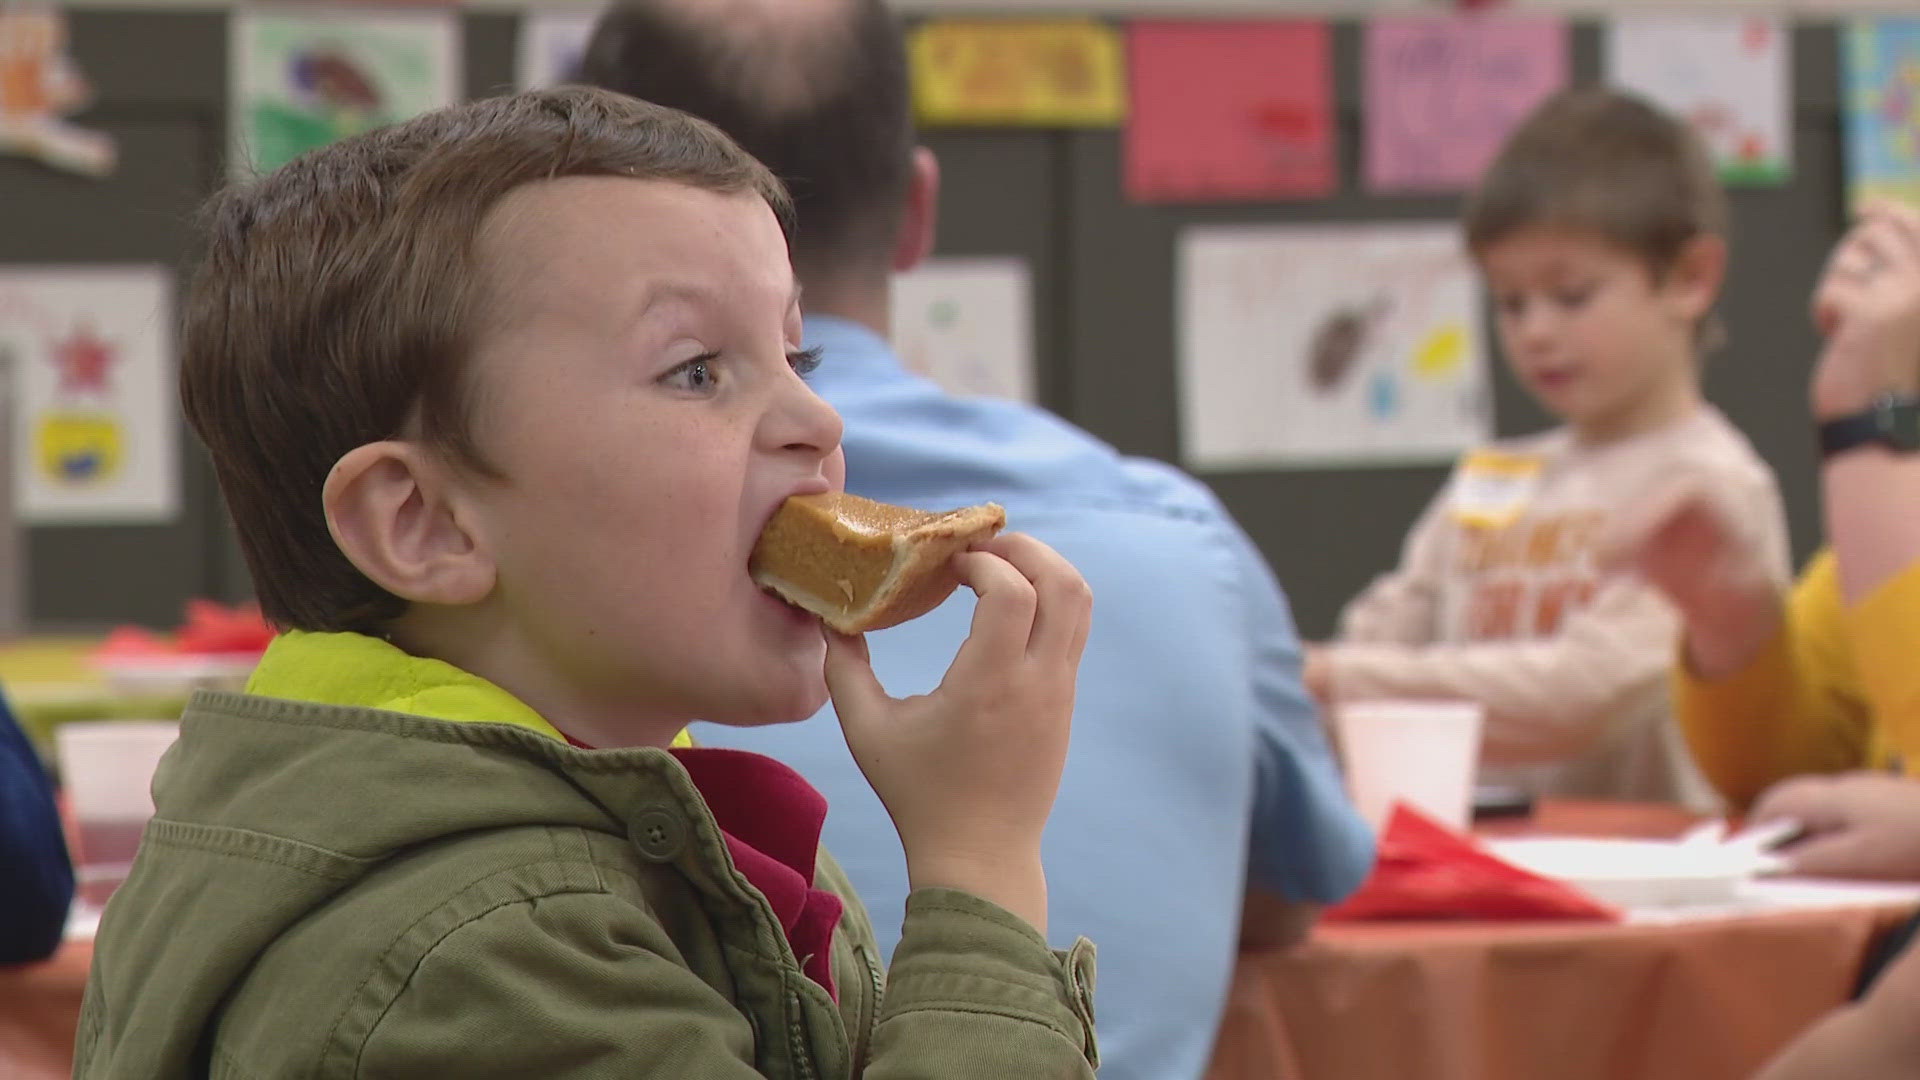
[1674,550,1872,808]
[1843,555,1920,774]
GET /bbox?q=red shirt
[560,732,843,998]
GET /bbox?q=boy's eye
[788,346,823,378]
[1553,284,1596,308]
[1496,295,1526,318]
[661,353,721,393]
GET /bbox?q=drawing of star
[51,323,114,394]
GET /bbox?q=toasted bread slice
[750,492,1007,633]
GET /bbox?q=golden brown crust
[750,492,1006,633]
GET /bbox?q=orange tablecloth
[1206,801,1919,1080]
[0,939,89,1080]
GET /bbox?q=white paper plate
[1483,837,1779,909]
[89,654,258,696]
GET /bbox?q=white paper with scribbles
[1178,222,1491,470]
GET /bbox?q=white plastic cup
[55,720,180,906]
[1333,700,1484,832]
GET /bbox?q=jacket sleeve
[1675,549,1883,808]
[1326,574,1678,764]
[351,887,1097,1079]
[865,889,1099,1080]
[0,695,73,963]
[1336,481,1452,646]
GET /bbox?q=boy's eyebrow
[629,280,806,325]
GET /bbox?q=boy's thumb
[1594,476,1708,572]
[824,631,889,728]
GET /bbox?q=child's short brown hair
[1466,86,1726,275]
[181,87,790,634]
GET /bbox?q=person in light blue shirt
[583,4,1374,1077]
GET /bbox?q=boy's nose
[771,372,844,460]
[1512,306,1560,349]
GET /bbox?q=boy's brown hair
[1465,86,1727,287]
[180,87,791,634]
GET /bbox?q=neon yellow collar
[246,630,691,747]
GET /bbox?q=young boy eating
[1310,88,1789,808]
[75,87,1098,1078]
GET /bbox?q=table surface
[0,937,90,1080]
[1205,800,1920,1080]
[0,636,192,758]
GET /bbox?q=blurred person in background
[1608,200,1920,1080]
[1310,89,1787,811]
[1612,200,1920,882]
[0,696,73,962]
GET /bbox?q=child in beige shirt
[1310,88,1789,808]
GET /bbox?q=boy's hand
[1752,772,1920,880]
[1811,199,1920,420]
[824,533,1091,935]
[1596,475,1782,678]
[1302,644,1334,704]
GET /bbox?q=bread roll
[751,492,1006,633]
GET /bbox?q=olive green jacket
[75,641,1097,1078]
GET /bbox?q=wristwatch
[1818,392,1920,457]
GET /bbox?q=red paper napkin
[93,601,274,660]
[1326,803,1621,923]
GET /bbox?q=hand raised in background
[1596,472,1784,679]
[1811,199,1920,419]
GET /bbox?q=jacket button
[631,807,687,861]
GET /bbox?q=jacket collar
[246,630,691,748]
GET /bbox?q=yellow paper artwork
[910,19,1125,127]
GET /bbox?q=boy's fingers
[1839,225,1897,282]
[1813,232,1871,332]
[979,533,1092,662]
[1812,278,1847,337]
[1781,830,1879,879]
[1750,775,1844,831]
[946,548,1038,676]
[824,631,891,731]
[1593,476,1708,571]
[1862,199,1920,263]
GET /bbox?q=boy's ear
[1663,234,1727,325]
[323,442,495,608]
[890,147,939,274]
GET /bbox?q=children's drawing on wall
[0,4,114,176]
[1608,15,1790,184]
[0,267,178,524]
[517,9,600,91]
[890,257,1035,404]
[1125,20,1335,203]
[1306,295,1390,396]
[231,10,458,176]
[1363,14,1567,193]
[1843,18,1920,210]
[1178,222,1490,470]
[909,19,1125,127]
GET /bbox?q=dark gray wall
[0,11,228,629]
[0,12,1846,637]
